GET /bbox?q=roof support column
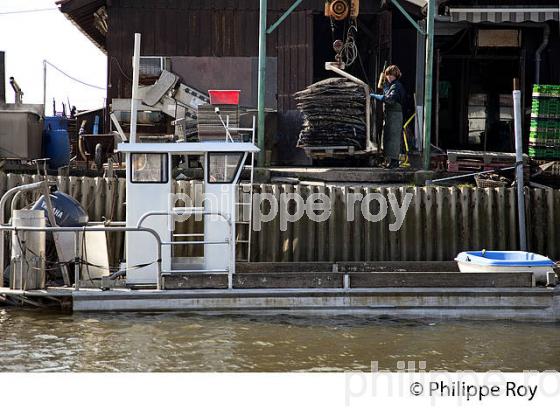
[422,0,436,170]
[257,0,303,166]
[257,0,268,166]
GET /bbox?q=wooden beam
[162,271,534,290]
[350,272,534,288]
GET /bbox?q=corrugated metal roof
[449,7,560,23]
[57,0,107,52]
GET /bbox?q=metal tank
[0,104,43,160]
[10,209,46,290]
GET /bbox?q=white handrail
[136,209,236,287]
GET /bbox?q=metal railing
[137,208,236,288]
[0,224,163,290]
[1,180,237,291]
[0,181,55,274]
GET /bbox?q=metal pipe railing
[0,225,163,290]
[0,181,53,274]
[136,209,230,229]
[161,240,229,246]
[161,269,228,274]
[136,209,235,287]
[2,207,236,291]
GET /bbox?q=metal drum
[10,209,46,290]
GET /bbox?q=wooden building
[57,0,560,164]
[56,0,423,164]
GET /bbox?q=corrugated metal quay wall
[1,174,559,263]
[247,184,560,262]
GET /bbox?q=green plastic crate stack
[529,84,560,159]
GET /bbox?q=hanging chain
[331,1,359,67]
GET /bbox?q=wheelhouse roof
[117,142,260,154]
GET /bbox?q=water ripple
[0,310,558,372]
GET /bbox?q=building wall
[105,0,383,112]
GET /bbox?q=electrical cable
[44,60,105,90]
[341,2,359,66]
[341,32,358,66]
[110,57,132,82]
[0,8,57,16]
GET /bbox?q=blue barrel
[43,116,70,169]
[43,116,68,132]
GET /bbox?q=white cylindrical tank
[10,209,46,290]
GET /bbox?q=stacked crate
[528,84,560,160]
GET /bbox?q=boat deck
[1,262,558,320]
[1,286,558,319]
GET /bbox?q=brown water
[0,308,559,372]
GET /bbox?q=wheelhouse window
[131,153,168,183]
[207,152,243,183]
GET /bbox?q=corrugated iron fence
[1,173,559,264]
[0,173,126,266]
[248,184,560,262]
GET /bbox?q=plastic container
[44,116,68,132]
[474,174,509,188]
[43,116,70,169]
[208,90,240,105]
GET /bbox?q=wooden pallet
[303,145,360,159]
[447,150,527,172]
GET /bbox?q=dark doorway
[438,29,521,152]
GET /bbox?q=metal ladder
[234,117,256,262]
[236,157,254,262]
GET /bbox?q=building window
[131,153,168,183]
[207,152,243,183]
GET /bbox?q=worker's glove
[370,93,384,102]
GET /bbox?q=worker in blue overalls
[371,65,406,169]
